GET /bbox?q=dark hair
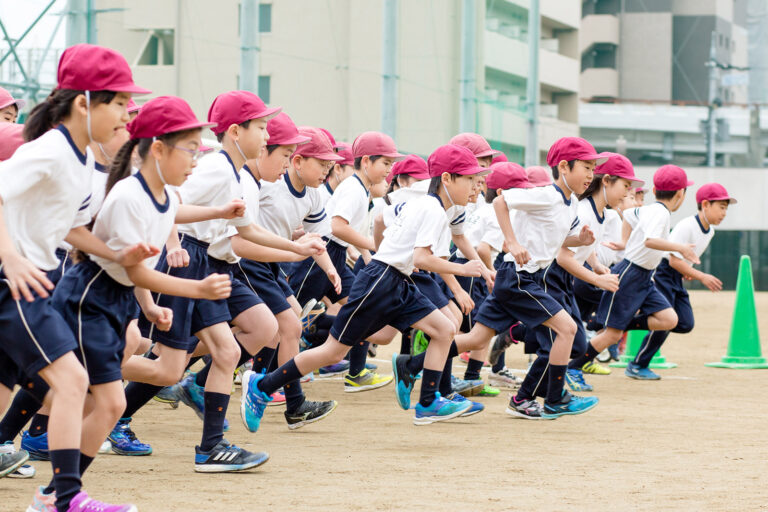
[24,89,117,142]
[655,188,685,201]
[427,174,458,195]
[485,186,499,204]
[106,128,201,196]
[697,199,729,211]
[578,174,620,201]
[353,154,383,170]
[215,119,252,143]
[550,159,576,180]
[266,143,280,155]
[385,173,416,195]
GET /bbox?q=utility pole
[66,0,96,46]
[381,0,397,138]
[525,0,540,166]
[459,0,476,133]
[705,31,718,167]
[239,0,260,93]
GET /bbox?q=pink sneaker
[267,390,286,407]
[67,491,137,512]
[26,486,56,512]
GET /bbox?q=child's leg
[121,343,188,387]
[80,381,125,459]
[570,326,624,369]
[0,383,11,418]
[634,299,687,368]
[411,309,457,406]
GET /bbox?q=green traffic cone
[610,330,677,369]
[706,255,768,369]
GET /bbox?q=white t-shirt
[258,174,330,239]
[567,197,607,266]
[596,208,624,267]
[374,194,451,275]
[501,184,580,273]
[177,151,252,263]
[665,214,715,261]
[318,181,334,207]
[456,200,491,259]
[326,174,370,248]
[0,126,93,271]
[92,173,179,286]
[623,202,672,270]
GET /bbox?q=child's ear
[558,159,570,175]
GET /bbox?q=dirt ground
[4,291,768,511]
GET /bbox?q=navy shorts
[475,261,563,334]
[52,259,137,385]
[573,263,605,323]
[235,259,293,315]
[652,260,694,333]
[138,234,231,353]
[409,271,451,310]
[528,262,587,356]
[46,248,73,286]
[330,260,437,347]
[208,257,264,320]
[438,256,488,331]
[289,239,355,305]
[596,259,672,331]
[0,268,79,386]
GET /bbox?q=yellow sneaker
[582,360,611,375]
[344,369,393,393]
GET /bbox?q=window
[137,29,174,65]
[258,75,271,103]
[259,3,272,33]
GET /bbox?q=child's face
[364,156,395,185]
[258,144,296,182]
[102,126,130,160]
[634,190,645,206]
[370,180,387,198]
[443,173,476,207]
[295,155,333,188]
[468,175,485,203]
[89,92,131,144]
[702,200,729,225]
[477,156,492,168]
[157,130,202,187]
[237,118,269,159]
[604,177,633,209]
[563,159,595,195]
[0,105,18,123]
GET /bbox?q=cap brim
[380,151,407,161]
[200,144,214,152]
[456,166,491,176]
[274,135,312,146]
[300,151,344,162]
[628,178,645,188]
[178,120,217,133]
[686,179,695,187]
[593,152,612,165]
[112,83,152,95]
[251,106,283,122]
[475,149,502,158]
[0,98,26,110]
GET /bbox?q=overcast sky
[0,0,66,49]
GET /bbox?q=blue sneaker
[446,392,484,417]
[451,375,484,397]
[194,439,269,473]
[108,418,152,456]
[542,392,599,418]
[413,393,472,425]
[153,385,180,408]
[392,353,415,410]
[608,343,620,361]
[565,369,594,392]
[364,361,378,371]
[175,373,230,431]
[20,431,49,461]
[625,362,661,380]
[241,370,273,432]
[316,360,349,378]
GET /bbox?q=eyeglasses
[172,145,202,162]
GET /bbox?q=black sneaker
[392,353,417,410]
[489,329,516,366]
[284,399,337,430]
[0,448,29,477]
[505,396,553,420]
[194,439,269,473]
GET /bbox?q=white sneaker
[0,441,36,478]
[98,440,112,454]
[488,368,522,390]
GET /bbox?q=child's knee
[213,342,241,369]
[674,316,694,333]
[659,309,679,331]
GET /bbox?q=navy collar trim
[324,181,334,195]
[428,192,444,208]
[587,196,604,224]
[94,161,107,173]
[552,183,571,206]
[56,125,87,165]
[220,150,240,183]
[352,173,370,195]
[695,213,710,234]
[243,164,261,189]
[134,172,170,213]
[656,201,670,212]
[285,173,306,198]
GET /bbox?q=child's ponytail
[23,89,116,142]
[105,138,140,196]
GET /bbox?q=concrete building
[578,0,767,166]
[94,0,582,159]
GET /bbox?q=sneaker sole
[109,445,153,456]
[457,382,485,398]
[267,400,286,407]
[542,400,600,418]
[460,407,484,417]
[625,372,661,381]
[314,370,346,379]
[194,453,269,473]
[343,377,393,393]
[0,451,29,478]
[6,464,35,478]
[413,402,472,426]
[391,353,411,410]
[22,450,49,462]
[153,396,180,409]
[286,401,338,430]
[504,407,555,420]
[487,377,522,390]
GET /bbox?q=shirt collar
[428,192,444,208]
[324,181,334,195]
[285,173,306,198]
[587,196,604,224]
[94,161,107,173]
[219,150,240,183]
[552,183,571,206]
[656,201,670,212]
[352,173,370,195]
[134,172,170,213]
[695,213,711,234]
[242,164,261,189]
[56,124,87,165]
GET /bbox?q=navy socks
[258,359,302,396]
[50,448,81,511]
[348,341,369,376]
[419,369,442,407]
[200,392,229,452]
[568,342,600,370]
[0,389,41,442]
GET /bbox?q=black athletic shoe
[194,439,269,473]
[284,399,337,430]
[392,353,417,410]
[489,330,516,366]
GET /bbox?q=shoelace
[120,425,139,443]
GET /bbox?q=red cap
[0,123,24,161]
[595,153,644,188]
[127,96,214,140]
[653,164,693,191]
[696,183,737,204]
[57,44,150,94]
[127,99,140,114]
[546,137,609,167]
[427,144,488,178]
[387,154,430,183]
[485,162,532,190]
[319,128,345,151]
[352,131,405,160]
[0,87,25,111]
[207,90,282,135]
[293,126,344,162]
[491,153,508,165]
[635,187,647,193]
[526,166,553,187]
[449,133,501,158]
[267,113,311,146]
[335,142,354,166]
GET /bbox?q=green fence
[687,231,768,291]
